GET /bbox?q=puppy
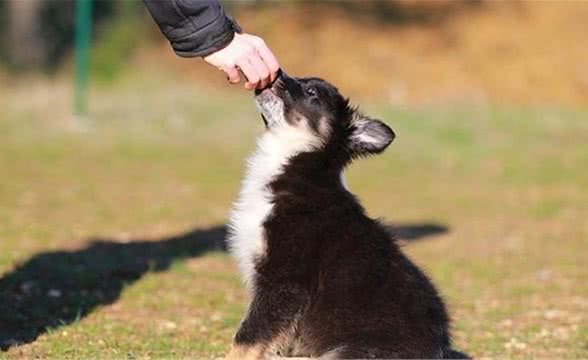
[227,71,468,359]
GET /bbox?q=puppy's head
[254,71,395,166]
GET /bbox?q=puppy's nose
[276,69,290,81]
[274,69,294,90]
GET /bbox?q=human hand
[204,33,280,90]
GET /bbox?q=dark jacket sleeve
[143,0,241,58]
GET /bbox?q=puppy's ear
[349,112,395,156]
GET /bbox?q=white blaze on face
[228,98,321,289]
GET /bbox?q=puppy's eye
[306,87,317,97]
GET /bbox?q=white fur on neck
[228,125,320,289]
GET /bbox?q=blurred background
[0,1,586,359]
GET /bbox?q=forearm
[143,0,240,57]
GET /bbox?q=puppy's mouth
[255,90,282,128]
[260,114,269,127]
[254,71,285,128]
[254,86,277,98]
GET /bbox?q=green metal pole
[74,0,92,116]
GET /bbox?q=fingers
[203,33,279,90]
[249,37,280,82]
[236,57,260,90]
[247,54,271,89]
[237,45,270,89]
[257,47,280,83]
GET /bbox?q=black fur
[232,72,468,359]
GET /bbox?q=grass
[0,70,587,359]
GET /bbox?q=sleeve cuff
[170,15,242,58]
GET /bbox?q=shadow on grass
[0,222,447,351]
[394,223,449,242]
[0,225,226,351]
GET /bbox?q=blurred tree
[39,0,116,70]
[5,0,46,68]
[0,1,6,64]
[0,0,130,71]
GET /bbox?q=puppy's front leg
[226,281,308,359]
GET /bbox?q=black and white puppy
[227,71,468,359]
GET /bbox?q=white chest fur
[227,127,319,289]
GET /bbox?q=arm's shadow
[0,222,447,351]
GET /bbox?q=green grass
[0,71,587,358]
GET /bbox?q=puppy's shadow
[0,222,447,351]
